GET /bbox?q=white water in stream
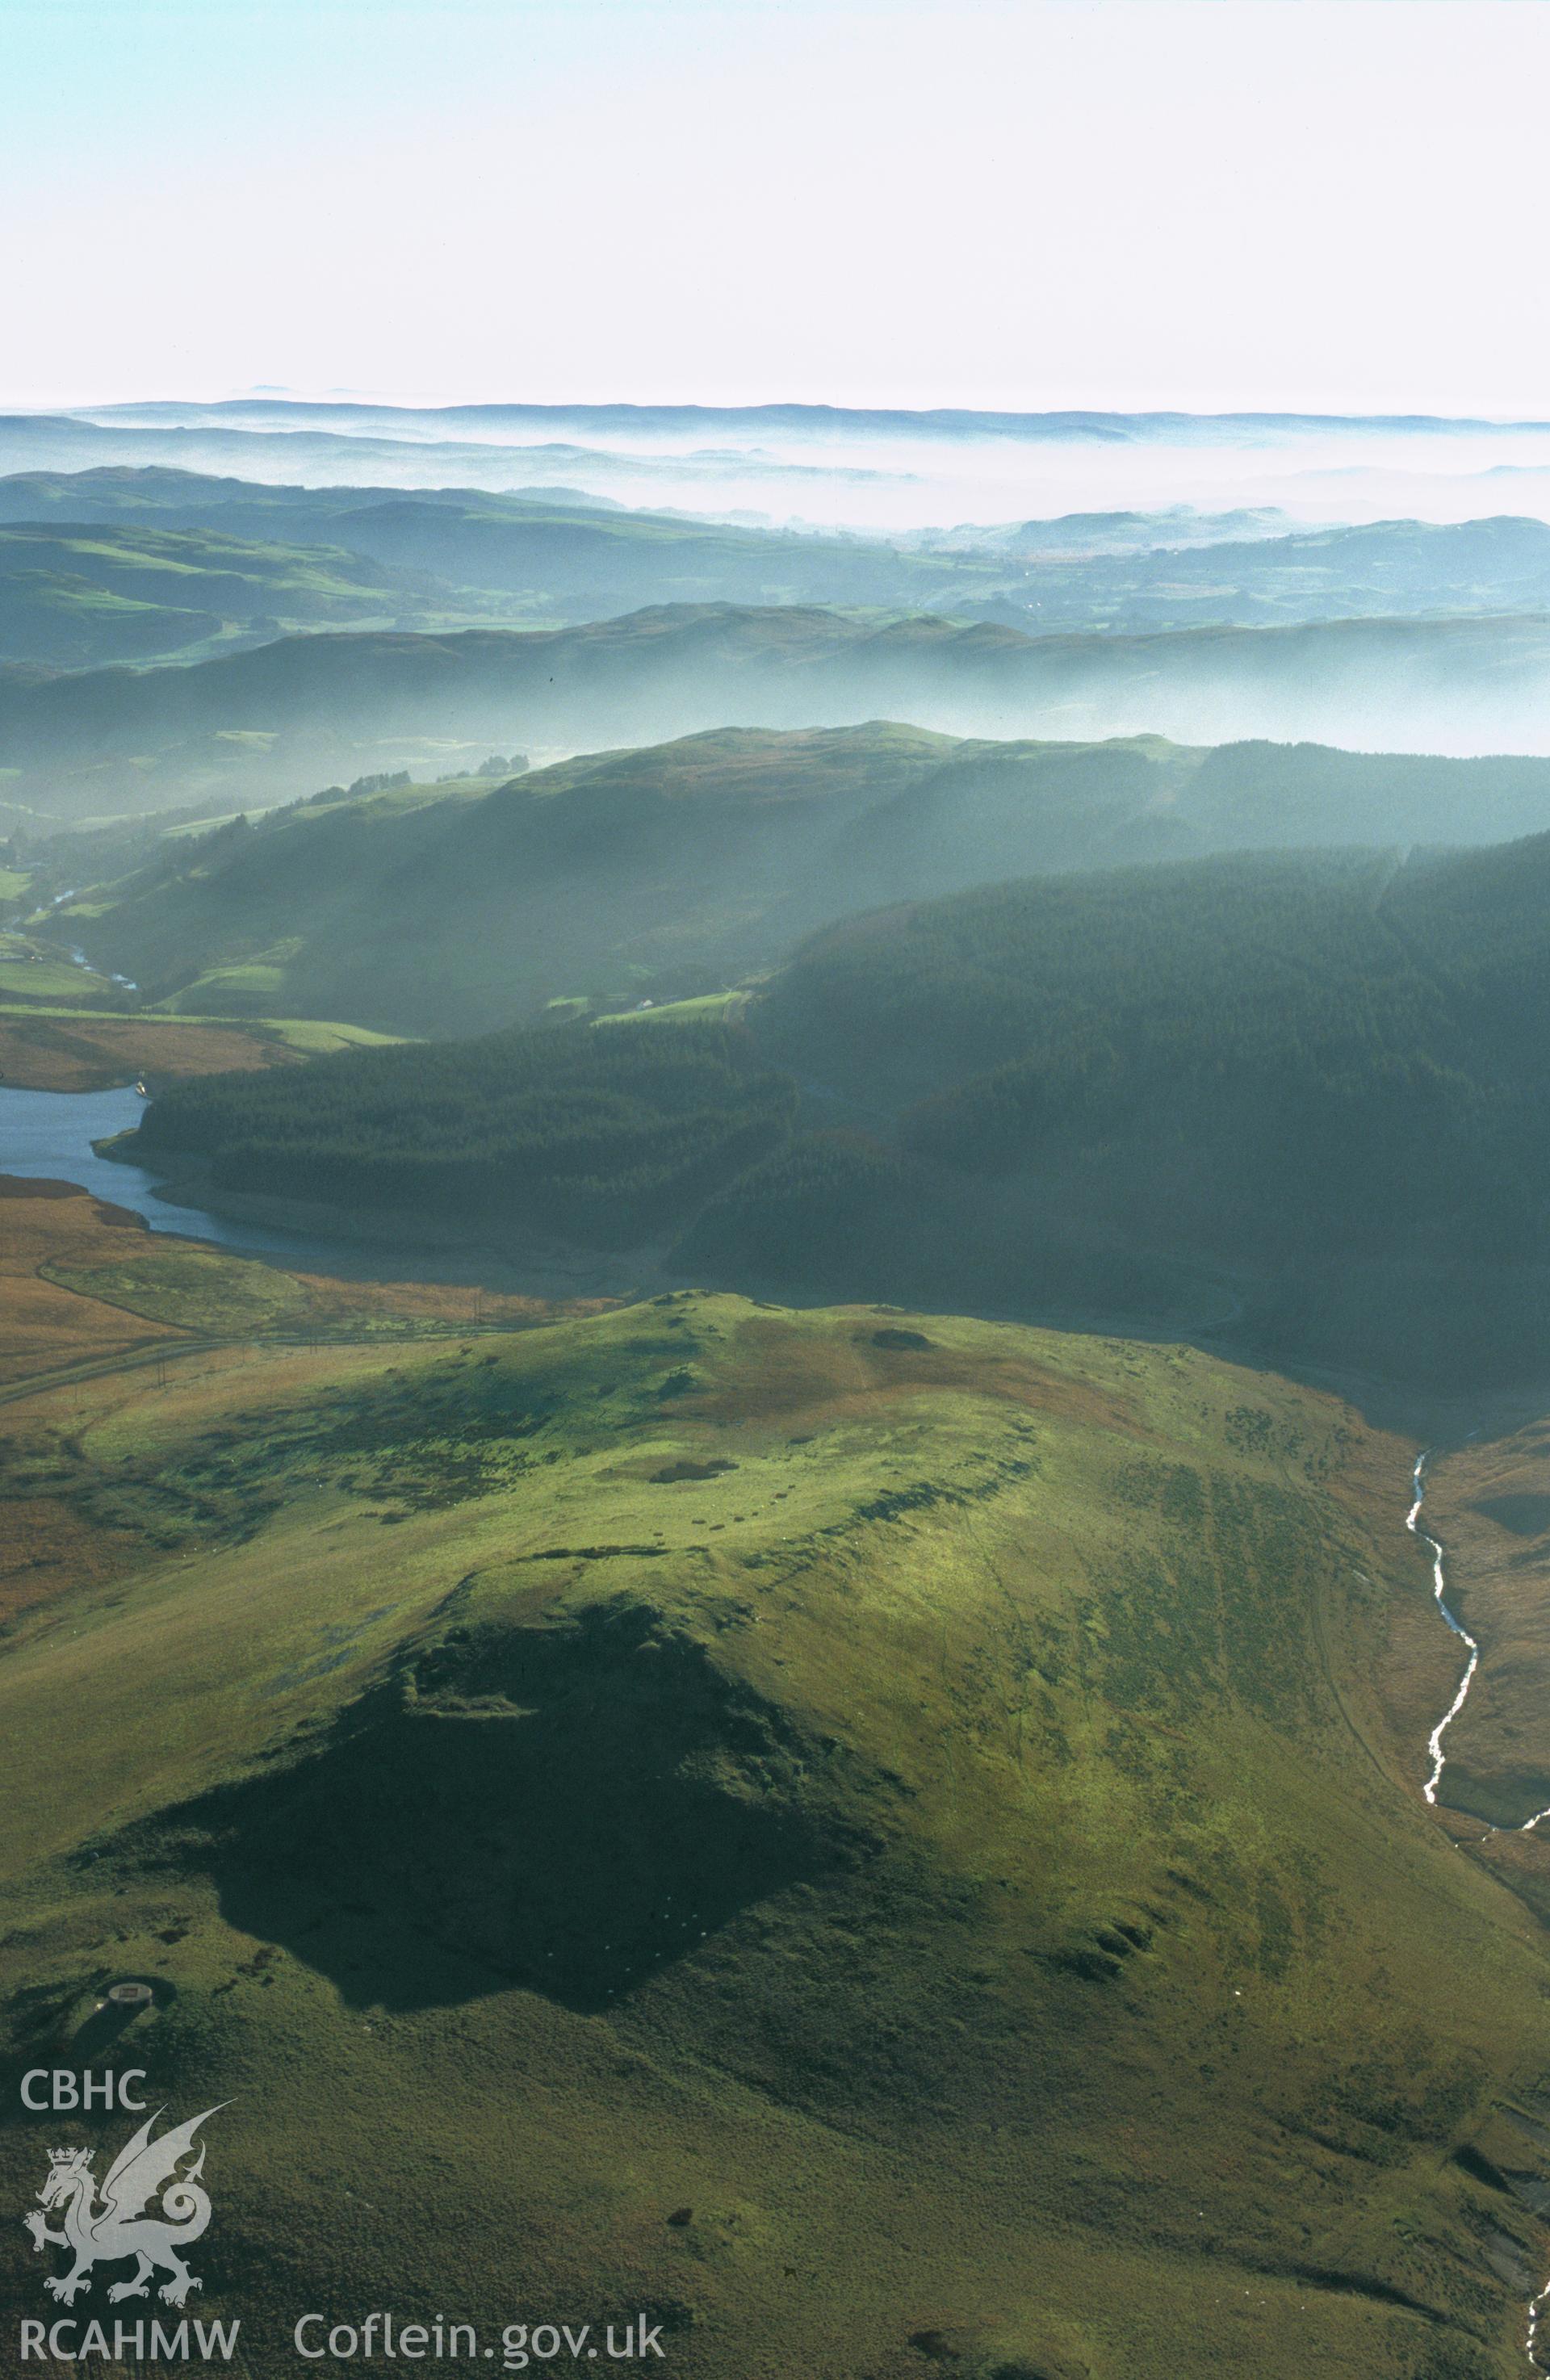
[1406,1453,1550,1830]
[1405,1454,1550,2366]
[1406,1455,1483,1807]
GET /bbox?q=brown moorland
[0,1008,312,1092]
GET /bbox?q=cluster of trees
[307,770,413,804]
[127,830,1550,1379]
[681,1132,940,1293]
[758,841,1550,1271]
[134,1021,797,1247]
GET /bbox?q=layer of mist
[23,400,1550,534]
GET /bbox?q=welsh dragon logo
[24,2104,224,2308]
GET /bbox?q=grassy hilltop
[2,1201,1549,2374]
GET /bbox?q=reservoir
[0,1083,364,1263]
[0,1082,641,1297]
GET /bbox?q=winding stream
[1407,1453,1550,1832]
[1406,1455,1483,1808]
[1406,1454,1550,2368]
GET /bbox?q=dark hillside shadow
[115,1605,848,2013]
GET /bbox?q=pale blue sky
[6,0,1548,415]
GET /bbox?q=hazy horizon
[9,0,1550,418]
[19,396,1550,540]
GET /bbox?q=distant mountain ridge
[11,598,1550,815]
[78,398,1550,441]
[11,475,1550,654]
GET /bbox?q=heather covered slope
[2,1264,1548,2375]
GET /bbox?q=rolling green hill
[0,569,218,667]
[44,718,1550,1038]
[10,599,1550,818]
[8,471,1550,664]
[0,476,1013,675]
[120,827,1550,1386]
[3,1268,1549,2374]
[41,723,967,1028]
[0,522,451,666]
